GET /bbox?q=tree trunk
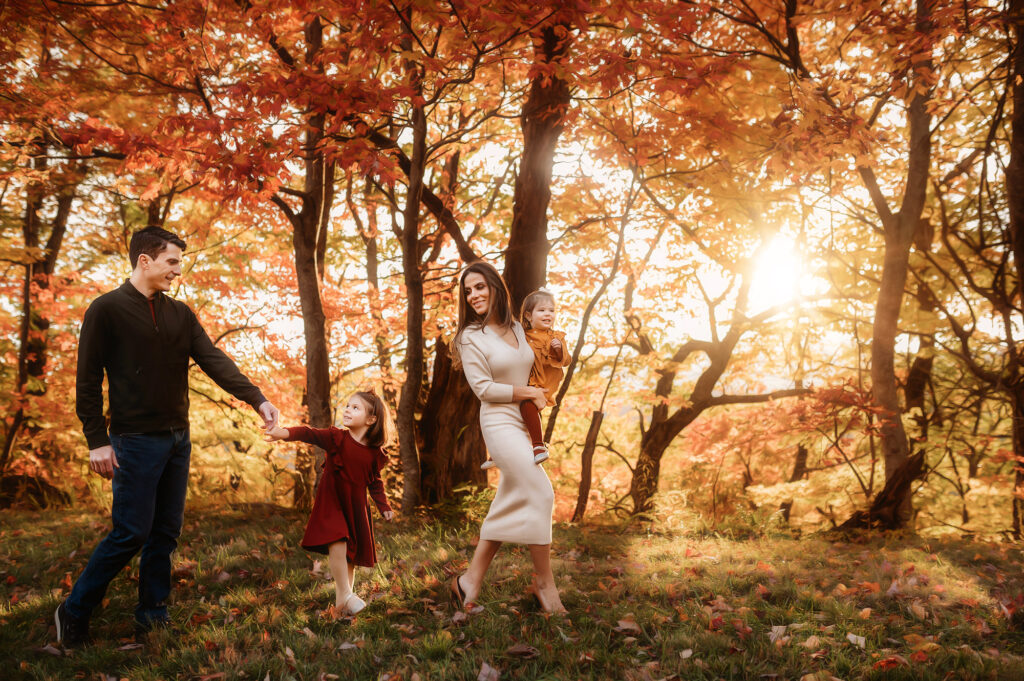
[862,0,934,527]
[1006,0,1024,539]
[571,410,604,522]
[779,443,809,522]
[396,12,427,513]
[838,451,926,531]
[870,236,915,514]
[1009,0,1024,298]
[417,339,486,502]
[1,155,76,477]
[354,182,396,405]
[629,414,697,514]
[274,18,335,509]
[505,21,572,308]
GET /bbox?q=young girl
[265,391,395,616]
[481,288,570,469]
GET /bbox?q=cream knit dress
[457,322,554,545]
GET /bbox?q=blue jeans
[65,428,191,626]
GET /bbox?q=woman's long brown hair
[450,260,514,369]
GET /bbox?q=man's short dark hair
[129,227,186,269]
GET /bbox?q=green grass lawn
[3,502,1024,680]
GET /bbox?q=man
[55,226,280,647]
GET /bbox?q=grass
[3,501,1024,680]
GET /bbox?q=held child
[481,288,570,470]
[265,391,395,616]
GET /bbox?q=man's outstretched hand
[89,445,119,479]
[258,401,280,431]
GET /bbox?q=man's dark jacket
[76,280,266,449]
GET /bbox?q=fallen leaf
[116,642,145,651]
[452,611,469,625]
[873,654,909,670]
[505,643,539,659]
[614,615,642,633]
[903,633,940,653]
[477,661,500,681]
[680,649,693,659]
[846,633,866,648]
[801,635,821,649]
[769,625,788,643]
[32,644,64,657]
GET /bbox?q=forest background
[2,0,1023,540]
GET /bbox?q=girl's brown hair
[450,260,514,369]
[520,289,556,330]
[351,390,395,451]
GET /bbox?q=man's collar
[120,279,162,301]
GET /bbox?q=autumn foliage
[0,0,1021,536]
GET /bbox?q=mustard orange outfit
[524,328,571,406]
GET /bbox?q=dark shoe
[450,575,467,608]
[55,601,90,648]
[134,615,174,641]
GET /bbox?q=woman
[449,261,566,614]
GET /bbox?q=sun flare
[749,236,804,314]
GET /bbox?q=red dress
[286,426,392,567]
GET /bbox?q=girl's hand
[264,425,290,442]
[550,338,562,350]
[383,510,395,521]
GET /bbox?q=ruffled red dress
[285,426,392,567]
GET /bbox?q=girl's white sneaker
[343,593,366,615]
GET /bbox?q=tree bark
[270,17,335,509]
[505,21,572,308]
[571,410,605,522]
[396,9,427,513]
[1,153,77,477]
[861,0,934,526]
[779,443,809,522]
[1009,0,1024,298]
[417,339,485,502]
[1012,387,1024,539]
[1009,0,1024,537]
[838,451,926,531]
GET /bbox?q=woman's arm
[460,332,545,406]
[459,334,516,402]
